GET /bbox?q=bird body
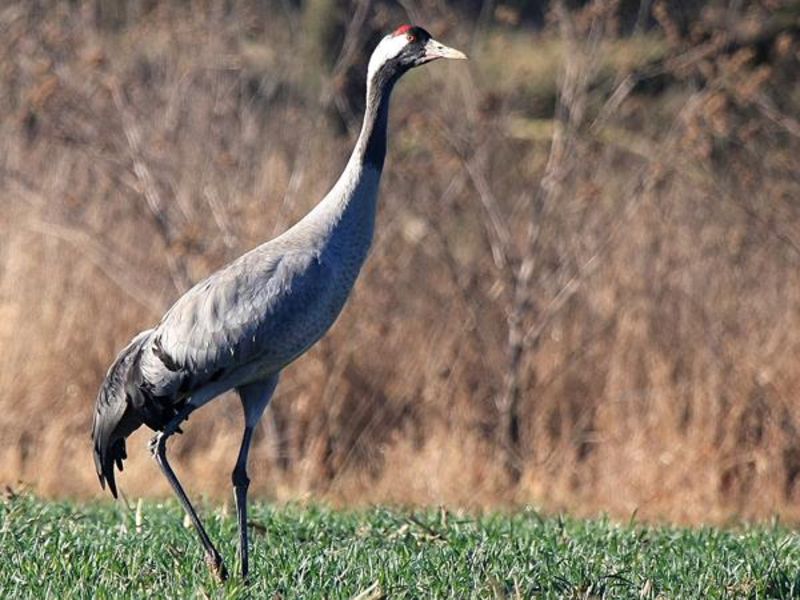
[91,25,465,581]
[146,158,381,402]
[94,111,382,489]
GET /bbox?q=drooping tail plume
[91,330,152,498]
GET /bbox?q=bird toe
[205,552,228,582]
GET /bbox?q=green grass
[2,494,800,599]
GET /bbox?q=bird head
[367,25,467,84]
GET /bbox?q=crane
[91,25,466,581]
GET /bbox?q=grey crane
[91,25,465,581]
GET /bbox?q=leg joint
[232,467,250,488]
[148,432,166,459]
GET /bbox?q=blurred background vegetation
[1,0,799,523]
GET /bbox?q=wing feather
[138,244,327,397]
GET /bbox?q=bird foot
[205,551,228,582]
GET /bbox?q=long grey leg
[232,425,255,580]
[149,404,228,581]
[234,375,280,581]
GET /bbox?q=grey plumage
[91,329,152,498]
[92,96,382,496]
[91,25,466,581]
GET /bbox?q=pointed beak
[423,38,468,63]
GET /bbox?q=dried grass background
[1,0,800,524]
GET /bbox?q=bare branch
[462,148,512,271]
[111,81,192,292]
[24,219,165,315]
[752,92,800,140]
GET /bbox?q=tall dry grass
[1,0,799,523]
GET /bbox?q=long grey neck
[353,73,395,171]
[304,71,397,234]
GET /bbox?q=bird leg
[149,408,228,582]
[232,376,279,581]
[232,425,255,581]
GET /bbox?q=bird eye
[406,33,415,42]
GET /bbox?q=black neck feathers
[359,64,404,171]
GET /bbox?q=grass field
[2,494,799,599]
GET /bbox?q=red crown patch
[392,24,413,37]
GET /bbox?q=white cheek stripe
[367,35,408,79]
